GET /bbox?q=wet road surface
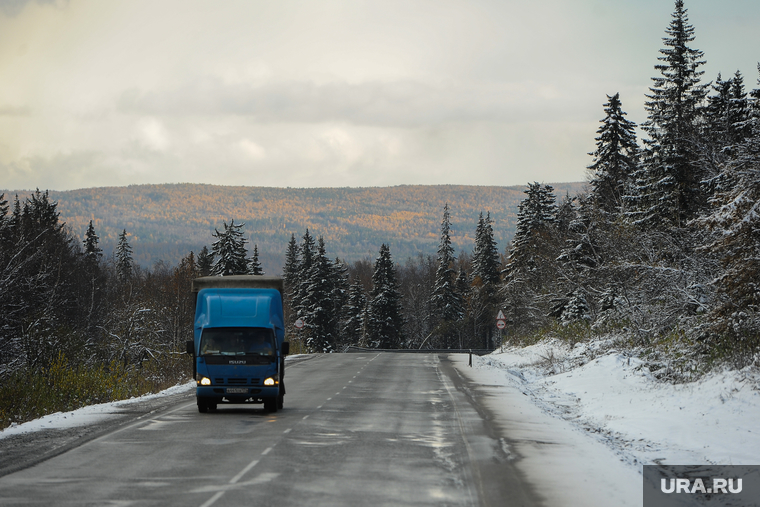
[0,353,540,506]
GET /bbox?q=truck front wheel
[264,397,278,413]
[198,398,217,413]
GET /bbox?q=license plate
[226,388,248,394]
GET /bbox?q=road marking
[229,459,260,484]
[284,428,292,434]
[199,491,224,507]
[261,447,273,456]
[303,415,309,420]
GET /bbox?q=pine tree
[116,229,133,282]
[634,0,709,227]
[293,229,316,321]
[331,258,350,346]
[197,245,213,277]
[303,237,336,353]
[504,183,557,276]
[283,234,300,297]
[472,211,501,287]
[343,281,367,345]
[83,220,102,263]
[248,244,264,275]
[588,93,639,214]
[430,204,464,322]
[704,71,751,156]
[561,289,591,325]
[210,219,248,276]
[367,244,405,348]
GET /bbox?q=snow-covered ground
[452,338,760,506]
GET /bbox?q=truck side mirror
[281,342,290,356]
[186,340,194,356]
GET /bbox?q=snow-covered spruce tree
[293,229,316,323]
[331,258,350,347]
[696,71,760,361]
[197,245,213,277]
[247,244,264,275]
[367,244,405,348]
[83,220,102,263]
[116,229,133,282]
[430,204,464,323]
[504,183,557,277]
[210,219,248,276]
[630,0,708,228]
[281,234,300,329]
[469,212,501,348]
[588,93,639,215]
[302,237,337,353]
[343,281,367,345]
[472,211,501,287]
[501,183,560,335]
[703,71,751,157]
[283,234,299,297]
[560,289,591,325]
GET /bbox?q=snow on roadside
[472,337,760,467]
[0,381,196,440]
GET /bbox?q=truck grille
[214,378,261,385]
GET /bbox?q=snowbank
[451,338,760,506]
[477,338,760,466]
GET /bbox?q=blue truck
[186,275,289,413]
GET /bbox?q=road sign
[496,310,506,320]
[496,320,506,330]
[294,318,304,329]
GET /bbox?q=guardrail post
[469,349,472,367]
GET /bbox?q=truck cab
[188,276,289,413]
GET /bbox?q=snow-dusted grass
[0,353,190,430]
[0,381,195,440]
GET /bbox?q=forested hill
[7,183,585,273]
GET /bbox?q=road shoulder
[447,353,641,507]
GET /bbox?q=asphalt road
[0,353,540,506]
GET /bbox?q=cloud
[1,150,105,191]
[238,139,266,160]
[0,104,31,116]
[116,78,586,128]
[0,0,67,17]
[137,118,169,152]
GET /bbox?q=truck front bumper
[196,385,279,400]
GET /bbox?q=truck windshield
[200,327,276,356]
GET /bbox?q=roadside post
[496,310,506,351]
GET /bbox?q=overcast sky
[1,0,759,191]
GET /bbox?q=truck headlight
[200,377,212,386]
[264,377,276,386]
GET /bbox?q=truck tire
[198,398,217,413]
[264,397,278,413]
[277,393,284,410]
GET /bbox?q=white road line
[284,428,292,434]
[303,415,309,420]
[261,447,273,456]
[229,459,260,484]
[199,491,224,507]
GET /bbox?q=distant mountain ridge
[3,183,586,273]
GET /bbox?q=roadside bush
[0,352,189,430]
